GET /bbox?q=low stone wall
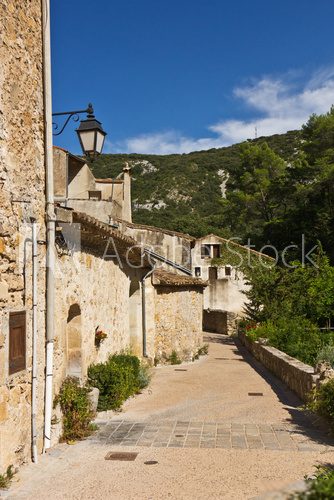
[238,332,319,401]
[203,310,238,335]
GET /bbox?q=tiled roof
[152,269,207,287]
[195,233,275,260]
[95,178,124,184]
[116,218,195,241]
[67,210,150,267]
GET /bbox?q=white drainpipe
[141,264,155,357]
[42,0,55,452]
[31,218,38,463]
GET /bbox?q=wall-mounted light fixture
[52,103,107,161]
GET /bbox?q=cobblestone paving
[95,420,334,452]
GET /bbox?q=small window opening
[88,190,102,200]
[201,245,211,259]
[194,267,201,277]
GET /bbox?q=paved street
[95,419,330,452]
[6,334,334,500]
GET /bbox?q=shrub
[246,317,322,366]
[238,319,257,335]
[138,363,151,390]
[292,465,334,499]
[193,344,209,360]
[307,379,334,428]
[238,319,247,331]
[54,377,96,442]
[168,350,182,365]
[198,344,209,356]
[88,353,148,411]
[154,356,160,367]
[0,466,14,490]
[316,344,334,368]
[245,323,270,342]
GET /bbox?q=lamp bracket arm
[52,104,94,136]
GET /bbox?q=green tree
[224,142,289,241]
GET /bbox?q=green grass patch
[0,466,14,490]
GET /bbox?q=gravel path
[5,334,334,500]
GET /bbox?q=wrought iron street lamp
[76,109,107,161]
[52,103,107,160]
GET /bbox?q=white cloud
[115,68,334,154]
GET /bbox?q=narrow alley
[7,335,334,500]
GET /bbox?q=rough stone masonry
[0,0,47,470]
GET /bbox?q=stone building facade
[53,146,133,222]
[192,234,273,334]
[50,208,153,443]
[192,235,250,335]
[0,1,207,474]
[152,270,205,362]
[0,0,47,471]
[119,220,194,272]
[53,209,206,371]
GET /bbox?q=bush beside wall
[54,377,96,442]
[88,353,150,411]
[307,379,334,429]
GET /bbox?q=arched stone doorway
[66,304,82,379]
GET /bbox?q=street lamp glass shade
[76,115,107,160]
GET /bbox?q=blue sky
[51,0,334,155]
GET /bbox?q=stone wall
[203,310,227,334]
[154,286,203,362]
[238,332,318,401]
[52,245,145,444]
[203,310,238,335]
[121,223,193,271]
[204,274,248,314]
[68,199,123,223]
[0,0,46,471]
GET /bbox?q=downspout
[31,218,38,463]
[42,0,55,452]
[141,265,155,358]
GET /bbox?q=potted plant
[95,326,108,348]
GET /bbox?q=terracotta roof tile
[68,211,150,267]
[152,269,207,287]
[116,218,195,241]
